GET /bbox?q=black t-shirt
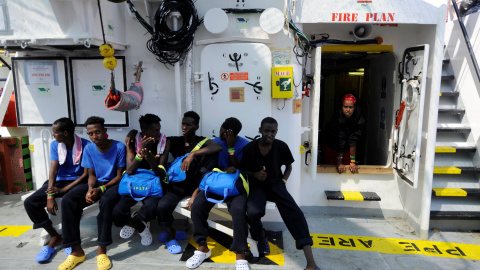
[167,136,206,159]
[240,139,294,185]
[167,135,209,192]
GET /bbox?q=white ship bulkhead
[0,0,465,238]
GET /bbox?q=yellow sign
[0,225,32,237]
[311,233,480,260]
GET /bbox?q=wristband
[47,194,54,198]
[282,178,287,183]
[135,154,143,161]
[99,185,106,193]
[350,155,355,159]
[228,148,235,151]
[47,197,54,200]
[228,148,235,156]
[350,162,356,166]
[337,157,343,159]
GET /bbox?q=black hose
[146,0,202,65]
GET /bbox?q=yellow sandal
[58,255,85,270]
[97,254,112,270]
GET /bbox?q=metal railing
[451,0,480,83]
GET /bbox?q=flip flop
[236,259,250,270]
[64,247,72,256]
[186,250,211,269]
[58,255,85,270]
[158,230,187,242]
[97,254,112,270]
[138,221,152,246]
[166,239,182,254]
[35,246,55,263]
[120,225,135,239]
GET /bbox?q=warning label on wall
[230,72,248,81]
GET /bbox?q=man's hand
[140,148,157,168]
[254,166,267,180]
[225,129,236,149]
[186,196,195,208]
[46,199,58,215]
[337,164,346,174]
[350,163,358,174]
[46,186,60,195]
[225,166,237,174]
[86,188,101,204]
[181,153,195,172]
[140,136,155,150]
[125,130,138,150]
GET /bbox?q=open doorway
[318,46,396,167]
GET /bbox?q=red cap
[342,94,356,104]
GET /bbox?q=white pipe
[309,47,321,181]
[171,11,183,135]
[40,129,52,180]
[185,49,193,111]
[0,70,13,125]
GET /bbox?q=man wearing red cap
[323,93,365,174]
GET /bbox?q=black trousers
[246,180,313,250]
[112,195,160,227]
[156,183,193,227]
[61,182,91,248]
[61,183,120,248]
[97,183,121,246]
[191,190,248,252]
[24,180,74,229]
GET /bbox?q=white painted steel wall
[0,0,126,48]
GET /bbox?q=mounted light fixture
[348,68,364,76]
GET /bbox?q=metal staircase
[430,53,480,226]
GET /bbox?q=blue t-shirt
[213,136,249,168]
[81,140,126,183]
[50,138,90,181]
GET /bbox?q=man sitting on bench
[24,117,89,263]
[187,117,250,269]
[113,113,169,246]
[59,116,126,270]
[241,117,320,270]
[157,111,221,255]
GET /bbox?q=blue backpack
[118,168,165,201]
[166,138,209,183]
[199,168,249,203]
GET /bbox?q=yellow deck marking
[433,166,461,174]
[433,188,467,196]
[439,93,442,96]
[341,191,364,201]
[0,225,32,237]
[435,146,456,153]
[189,236,284,265]
[311,233,479,260]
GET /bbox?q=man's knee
[247,207,265,220]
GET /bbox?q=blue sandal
[35,246,55,263]
[158,230,187,242]
[166,239,182,254]
[258,237,270,255]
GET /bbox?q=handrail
[451,0,480,83]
